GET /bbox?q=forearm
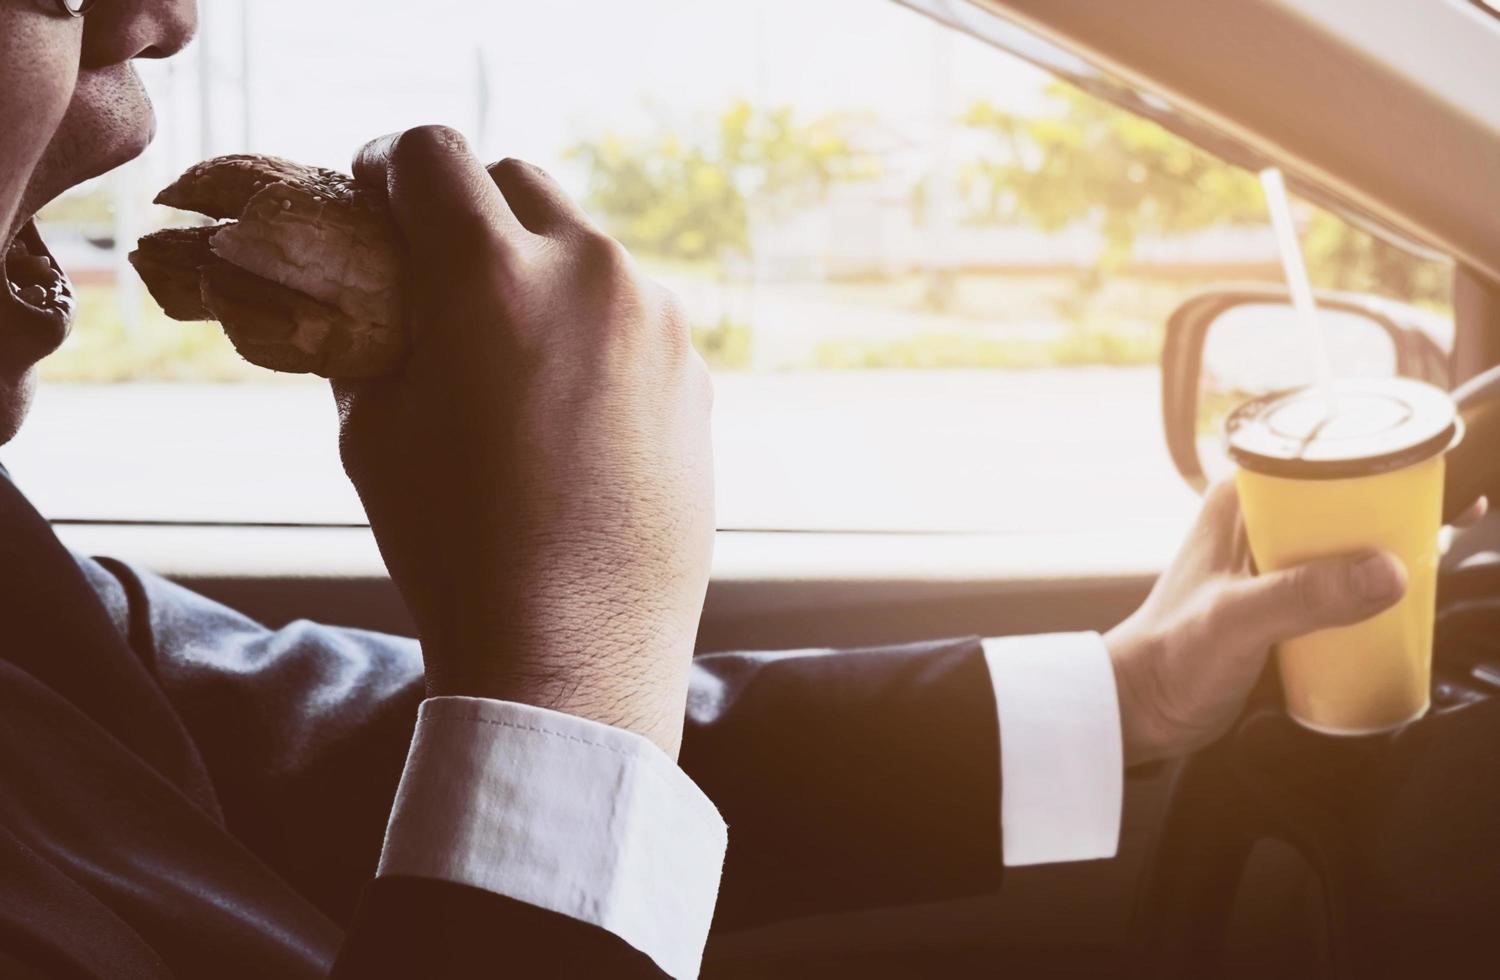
[685,632,1127,933]
[332,877,666,979]
[682,638,1004,931]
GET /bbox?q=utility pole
[198,0,214,160]
[475,45,491,158]
[240,0,253,150]
[923,24,957,313]
[748,3,770,370]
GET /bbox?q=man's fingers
[1202,479,1242,519]
[486,158,597,239]
[353,126,528,258]
[1451,495,1488,529]
[1221,550,1408,647]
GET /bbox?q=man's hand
[1105,481,1420,767]
[334,127,714,758]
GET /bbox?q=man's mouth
[2,220,76,346]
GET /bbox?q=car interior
[12,0,1500,976]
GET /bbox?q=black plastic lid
[1225,378,1460,479]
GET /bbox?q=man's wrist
[421,650,687,759]
[1103,623,1170,769]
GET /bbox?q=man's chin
[0,366,37,448]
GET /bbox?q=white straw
[1258,168,1334,408]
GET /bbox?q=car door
[7,0,1489,976]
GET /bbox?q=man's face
[0,0,195,445]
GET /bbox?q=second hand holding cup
[1230,168,1460,734]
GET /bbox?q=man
[0,2,1431,977]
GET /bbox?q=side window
[16,0,1452,537]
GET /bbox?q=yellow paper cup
[1227,379,1460,735]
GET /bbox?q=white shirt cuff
[377,696,727,980]
[982,632,1123,867]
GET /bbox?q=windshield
[895,0,1450,263]
[3,0,1453,539]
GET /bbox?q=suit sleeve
[680,637,1005,931]
[79,555,427,925]
[331,878,666,979]
[84,557,1014,940]
[86,557,723,977]
[680,634,1124,934]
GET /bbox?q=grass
[43,282,763,380]
[815,325,1161,370]
[40,270,1191,382]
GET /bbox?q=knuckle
[490,156,531,179]
[1288,567,1316,616]
[566,235,644,330]
[1291,565,1336,618]
[574,229,635,276]
[645,283,695,360]
[391,124,470,169]
[1206,479,1239,510]
[690,352,715,410]
[657,286,689,336]
[486,156,529,184]
[1201,480,1242,527]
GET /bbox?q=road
[3,369,1200,535]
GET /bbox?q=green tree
[567,101,879,264]
[961,84,1447,304]
[1302,211,1450,306]
[961,86,1264,270]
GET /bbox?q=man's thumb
[1225,551,1408,646]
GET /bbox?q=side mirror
[1161,285,1451,491]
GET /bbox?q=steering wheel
[1131,555,1500,978]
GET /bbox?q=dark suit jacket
[0,467,1002,978]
